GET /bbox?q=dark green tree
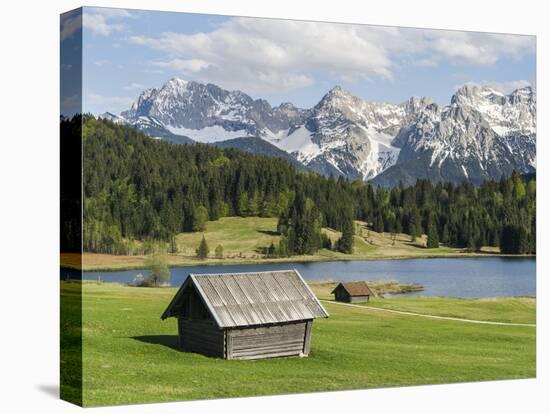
[500,224,530,254]
[196,236,209,259]
[79,117,536,257]
[192,205,209,232]
[336,212,354,254]
[321,232,333,250]
[282,193,323,255]
[169,236,178,253]
[374,213,385,233]
[426,215,439,249]
[266,242,276,258]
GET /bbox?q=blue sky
[72,7,536,115]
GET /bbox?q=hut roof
[331,281,373,296]
[161,270,329,328]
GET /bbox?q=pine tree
[214,244,224,259]
[336,213,354,254]
[277,236,290,257]
[282,193,323,255]
[374,213,384,233]
[80,118,536,257]
[321,232,332,250]
[267,242,276,258]
[518,226,530,254]
[247,191,260,216]
[237,192,249,217]
[426,215,439,249]
[192,205,208,232]
[500,224,529,254]
[196,236,209,259]
[409,208,422,242]
[169,236,178,253]
[441,223,450,244]
[466,235,476,252]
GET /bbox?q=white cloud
[480,79,534,93]
[83,8,136,37]
[424,31,534,66]
[124,82,147,91]
[60,10,81,41]
[84,13,124,36]
[413,58,438,67]
[129,18,395,93]
[150,58,211,73]
[128,17,535,94]
[87,93,134,106]
[92,8,134,19]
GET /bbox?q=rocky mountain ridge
[102,78,536,186]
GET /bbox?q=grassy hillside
[66,282,535,406]
[175,216,280,258]
[75,216,499,271]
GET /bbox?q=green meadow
[75,216,499,271]
[62,282,536,406]
[365,296,536,324]
[310,282,536,324]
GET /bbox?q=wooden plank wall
[226,321,309,360]
[303,320,312,356]
[349,295,370,303]
[178,318,225,358]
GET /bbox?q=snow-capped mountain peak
[111,78,536,186]
[372,84,536,186]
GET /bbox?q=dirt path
[320,300,536,327]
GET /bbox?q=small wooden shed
[161,270,329,360]
[331,281,373,303]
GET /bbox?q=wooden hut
[331,281,373,303]
[161,270,329,360]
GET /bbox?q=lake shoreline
[64,279,538,301]
[62,251,536,272]
[69,256,535,298]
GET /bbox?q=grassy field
[310,282,536,324]
[365,296,536,324]
[71,216,507,271]
[64,282,535,406]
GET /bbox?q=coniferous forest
[76,116,536,256]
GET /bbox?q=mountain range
[101,78,536,186]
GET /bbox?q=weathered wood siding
[178,318,225,358]
[164,271,328,360]
[226,321,310,360]
[303,320,312,356]
[333,286,370,303]
[349,295,370,303]
[177,286,225,358]
[334,287,351,303]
